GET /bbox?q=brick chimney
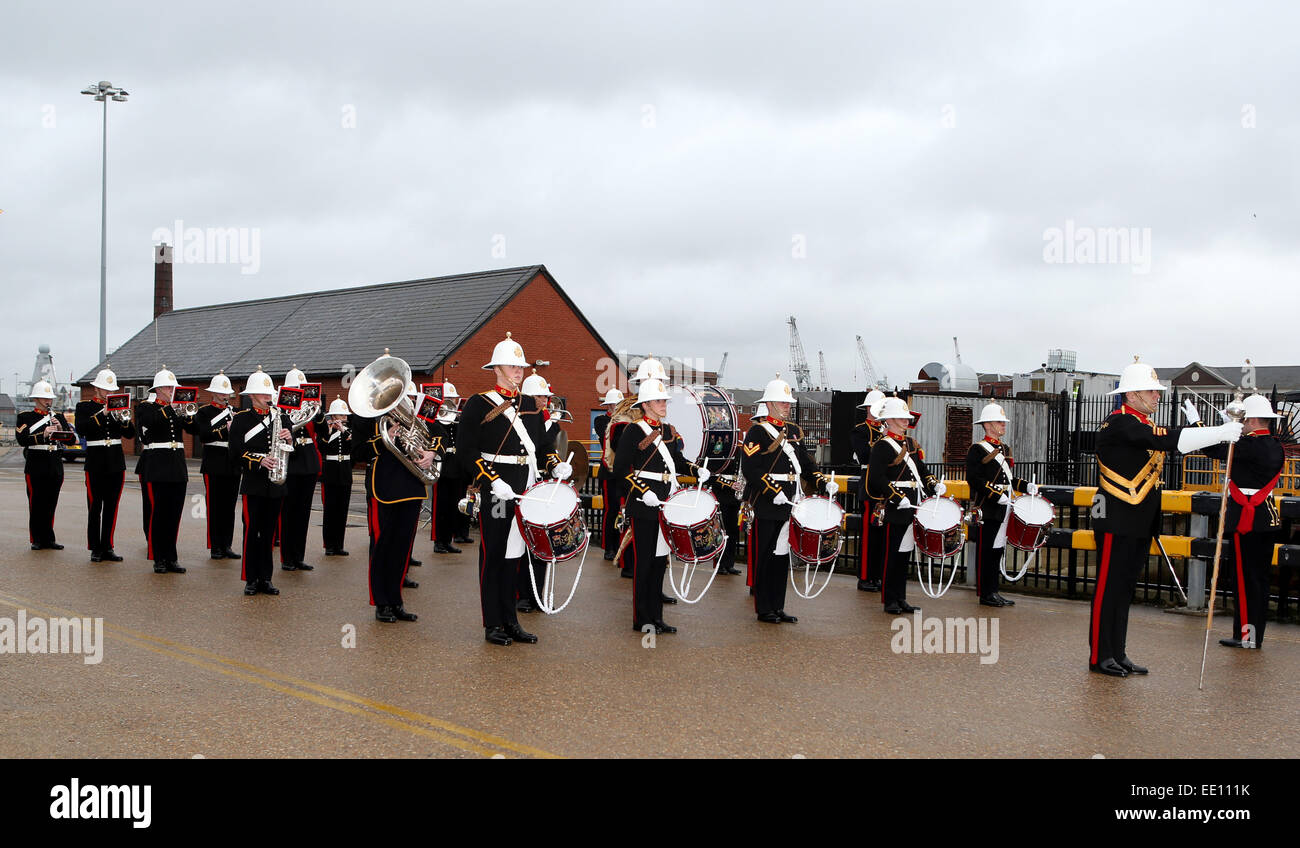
[154,243,174,319]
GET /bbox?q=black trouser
[601,476,619,553]
[145,481,185,563]
[517,552,545,604]
[858,507,885,583]
[1089,532,1146,665]
[26,471,62,546]
[139,474,152,540]
[241,494,283,584]
[717,489,741,569]
[203,473,239,552]
[432,476,468,544]
[477,495,522,629]
[1231,531,1275,647]
[280,474,317,565]
[320,477,351,551]
[629,513,668,627]
[370,499,418,608]
[749,517,789,615]
[975,516,1005,599]
[881,521,914,606]
[84,469,124,553]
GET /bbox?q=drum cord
[788,553,837,600]
[525,537,588,614]
[916,499,963,599]
[665,532,725,604]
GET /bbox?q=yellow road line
[0,590,560,759]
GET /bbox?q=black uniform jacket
[1093,405,1188,537]
[614,414,704,521]
[1202,429,1285,533]
[16,409,72,475]
[74,400,136,474]
[965,438,1030,525]
[315,417,356,487]
[866,432,939,526]
[456,388,560,495]
[229,407,292,497]
[135,401,197,483]
[850,418,883,500]
[195,402,239,476]
[739,418,826,521]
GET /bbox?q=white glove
[640,490,662,508]
[1027,482,1039,496]
[490,479,517,502]
[695,465,710,484]
[1181,399,1201,425]
[1178,421,1242,454]
[552,461,572,481]
[825,479,840,496]
[933,481,947,497]
[895,498,916,510]
[772,491,790,506]
[997,494,1011,506]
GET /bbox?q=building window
[1031,378,1045,392]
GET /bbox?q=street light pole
[81,81,129,366]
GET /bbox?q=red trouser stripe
[1089,533,1113,665]
[84,472,93,550]
[25,474,34,543]
[108,472,122,548]
[146,482,156,560]
[368,498,379,606]
[241,495,250,581]
[203,474,212,549]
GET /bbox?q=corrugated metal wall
[908,395,1054,463]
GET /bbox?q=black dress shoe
[281,562,298,571]
[296,561,314,571]
[897,601,920,613]
[882,603,904,615]
[101,549,123,562]
[660,593,678,605]
[1219,638,1244,648]
[210,549,225,560]
[90,551,103,563]
[1117,657,1148,675]
[223,548,241,560]
[516,598,539,613]
[505,623,538,643]
[995,593,1016,606]
[166,562,187,574]
[440,543,463,554]
[154,563,168,573]
[485,626,513,646]
[857,579,881,592]
[375,605,397,623]
[48,542,65,550]
[403,577,419,589]
[757,612,782,623]
[31,544,43,551]
[602,550,616,561]
[244,581,259,596]
[392,606,418,622]
[1089,659,1128,677]
[777,610,798,623]
[620,567,633,578]
[455,536,473,544]
[719,565,742,575]
[408,557,422,567]
[652,620,677,634]
[979,595,1007,607]
[258,581,279,595]
[323,549,338,556]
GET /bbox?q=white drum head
[662,487,718,527]
[666,386,706,462]
[915,497,962,531]
[791,496,844,532]
[520,482,579,524]
[1012,494,1054,525]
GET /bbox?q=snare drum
[665,385,739,471]
[659,487,727,563]
[913,496,965,559]
[1005,494,1054,551]
[514,481,589,562]
[788,496,844,564]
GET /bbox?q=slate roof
[1156,362,1300,392]
[78,265,609,384]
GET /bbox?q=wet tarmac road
[1,450,1297,758]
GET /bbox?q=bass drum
[666,385,739,472]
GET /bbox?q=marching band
[19,346,1286,678]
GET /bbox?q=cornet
[111,406,133,425]
[547,399,574,423]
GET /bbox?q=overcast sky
[2,1,1296,397]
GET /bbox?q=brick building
[76,263,626,457]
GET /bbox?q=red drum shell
[513,481,588,562]
[912,496,964,560]
[788,497,845,565]
[658,488,727,564]
[1005,494,1054,552]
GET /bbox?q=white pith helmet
[877,396,912,421]
[521,371,551,397]
[600,388,624,405]
[241,367,275,396]
[975,402,1010,424]
[206,371,234,395]
[632,356,667,385]
[151,367,180,390]
[636,378,672,404]
[91,368,118,392]
[758,377,795,404]
[1241,394,1279,419]
[30,380,56,400]
[754,403,768,419]
[1109,358,1166,395]
[327,397,350,416]
[857,389,885,414]
[483,332,529,370]
[284,365,307,389]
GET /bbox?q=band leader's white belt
[767,473,796,482]
[27,445,56,451]
[146,442,186,450]
[481,452,528,465]
[206,441,229,448]
[85,439,122,447]
[325,455,351,461]
[1237,487,1259,496]
[295,437,314,446]
[636,470,674,483]
[893,481,919,488]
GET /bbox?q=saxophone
[268,408,291,484]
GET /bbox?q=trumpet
[173,401,197,419]
[110,406,133,424]
[547,399,574,423]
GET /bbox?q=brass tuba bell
[348,353,439,484]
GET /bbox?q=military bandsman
[965,402,1037,607]
[316,396,355,557]
[134,368,197,574]
[75,367,134,561]
[17,380,71,550]
[851,389,886,592]
[230,368,293,596]
[195,371,241,561]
